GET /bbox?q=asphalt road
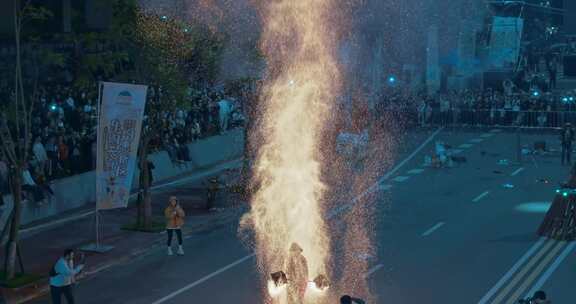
[30,127,575,304]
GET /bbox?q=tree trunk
[6,166,23,279]
[137,141,152,229]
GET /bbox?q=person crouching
[165,196,186,256]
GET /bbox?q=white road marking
[480,133,495,138]
[151,253,256,304]
[392,176,410,183]
[490,129,502,133]
[524,242,576,298]
[458,144,473,149]
[477,238,546,304]
[364,264,384,278]
[470,138,484,143]
[472,191,490,203]
[511,167,524,176]
[407,168,425,175]
[152,128,445,302]
[421,222,445,237]
[451,149,464,155]
[378,184,392,191]
[330,127,445,217]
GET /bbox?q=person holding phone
[49,249,85,304]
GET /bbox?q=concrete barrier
[18,129,244,226]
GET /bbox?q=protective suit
[285,243,308,304]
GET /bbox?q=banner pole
[81,82,112,253]
[96,82,102,250]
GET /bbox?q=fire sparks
[242,0,341,303]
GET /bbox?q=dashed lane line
[511,167,524,176]
[458,143,473,149]
[451,149,464,155]
[421,222,445,237]
[470,138,485,143]
[472,191,490,203]
[480,133,495,138]
[364,264,384,278]
[377,184,392,191]
[407,168,425,175]
[392,176,410,183]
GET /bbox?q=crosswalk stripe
[504,241,567,304]
[477,238,546,304]
[488,239,556,304]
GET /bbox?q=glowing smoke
[241,0,341,303]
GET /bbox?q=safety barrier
[15,129,245,226]
[378,109,576,129]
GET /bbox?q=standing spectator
[57,136,70,175]
[33,137,48,175]
[0,156,9,205]
[45,135,57,177]
[548,56,558,90]
[21,166,43,202]
[49,249,84,304]
[560,123,574,165]
[164,196,185,256]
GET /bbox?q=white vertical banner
[96,82,148,210]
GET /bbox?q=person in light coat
[49,249,84,304]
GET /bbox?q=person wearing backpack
[49,249,85,304]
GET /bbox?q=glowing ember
[242,0,341,303]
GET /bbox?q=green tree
[0,0,64,280]
[74,0,225,228]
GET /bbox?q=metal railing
[377,108,576,129]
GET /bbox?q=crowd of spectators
[0,81,249,204]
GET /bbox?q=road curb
[4,207,242,304]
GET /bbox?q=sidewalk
[0,159,247,304]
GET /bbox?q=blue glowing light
[563,97,569,103]
[556,189,561,193]
[50,104,57,111]
[532,91,540,97]
[183,28,189,33]
[563,192,568,197]
[161,15,168,20]
[388,76,396,83]
[570,97,575,102]
[515,202,551,213]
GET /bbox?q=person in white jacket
[49,249,84,304]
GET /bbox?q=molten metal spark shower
[244,0,341,303]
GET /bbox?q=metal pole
[516,126,522,163]
[95,210,100,249]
